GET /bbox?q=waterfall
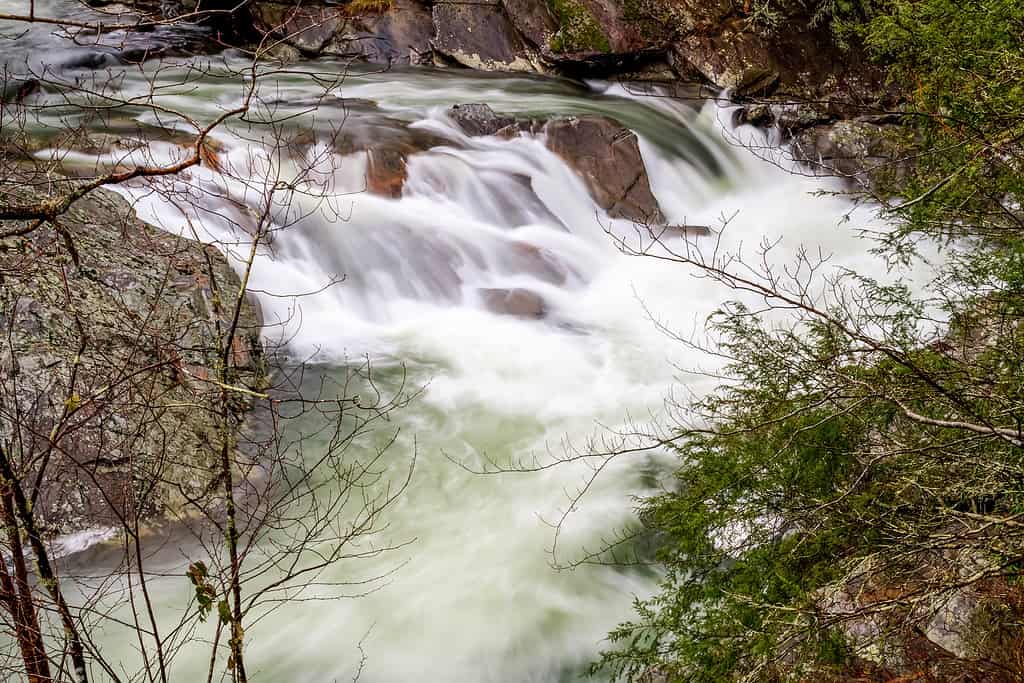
[12,55,932,681]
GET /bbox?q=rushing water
[2,13,936,680]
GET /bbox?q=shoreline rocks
[0,188,266,535]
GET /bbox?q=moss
[545,0,610,54]
[345,0,393,15]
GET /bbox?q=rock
[502,0,559,49]
[325,117,447,197]
[431,0,541,71]
[250,2,345,54]
[544,115,662,223]
[479,287,546,318]
[923,589,979,660]
[775,102,835,134]
[790,120,904,181]
[669,11,888,105]
[447,103,519,137]
[734,104,775,128]
[365,146,410,197]
[446,106,663,222]
[321,0,434,65]
[542,0,611,57]
[0,188,264,534]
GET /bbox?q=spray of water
[20,57,932,681]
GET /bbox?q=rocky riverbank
[239,0,902,180]
[42,0,906,187]
[0,187,265,535]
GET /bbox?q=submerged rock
[479,287,547,318]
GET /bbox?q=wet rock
[447,103,519,137]
[479,287,546,318]
[365,146,410,197]
[322,0,434,65]
[250,2,345,53]
[431,0,541,71]
[544,115,663,223]
[446,105,663,222]
[790,119,904,181]
[329,121,447,197]
[734,104,775,128]
[775,102,835,135]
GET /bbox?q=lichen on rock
[545,0,610,54]
[0,188,265,536]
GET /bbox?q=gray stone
[431,0,541,71]
[322,0,434,65]
[0,189,264,534]
[447,103,519,136]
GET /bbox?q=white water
[9,51,934,681]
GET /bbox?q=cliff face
[0,188,265,535]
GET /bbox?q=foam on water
[19,57,934,681]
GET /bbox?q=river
[1,11,930,682]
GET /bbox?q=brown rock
[365,147,409,198]
[357,127,448,197]
[544,115,663,223]
[479,287,547,318]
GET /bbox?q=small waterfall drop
[16,56,931,681]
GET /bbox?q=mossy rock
[545,0,610,54]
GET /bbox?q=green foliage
[187,561,218,622]
[863,0,1024,245]
[595,0,1024,678]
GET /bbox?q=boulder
[250,2,345,54]
[447,103,519,136]
[668,12,890,104]
[0,79,39,104]
[502,0,559,49]
[445,105,663,223]
[0,189,265,534]
[479,287,547,318]
[331,120,447,197]
[790,119,904,182]
[544,115,663,223]
[431,0,542,71]
[322,0,434,65]
[365,147,409,197]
